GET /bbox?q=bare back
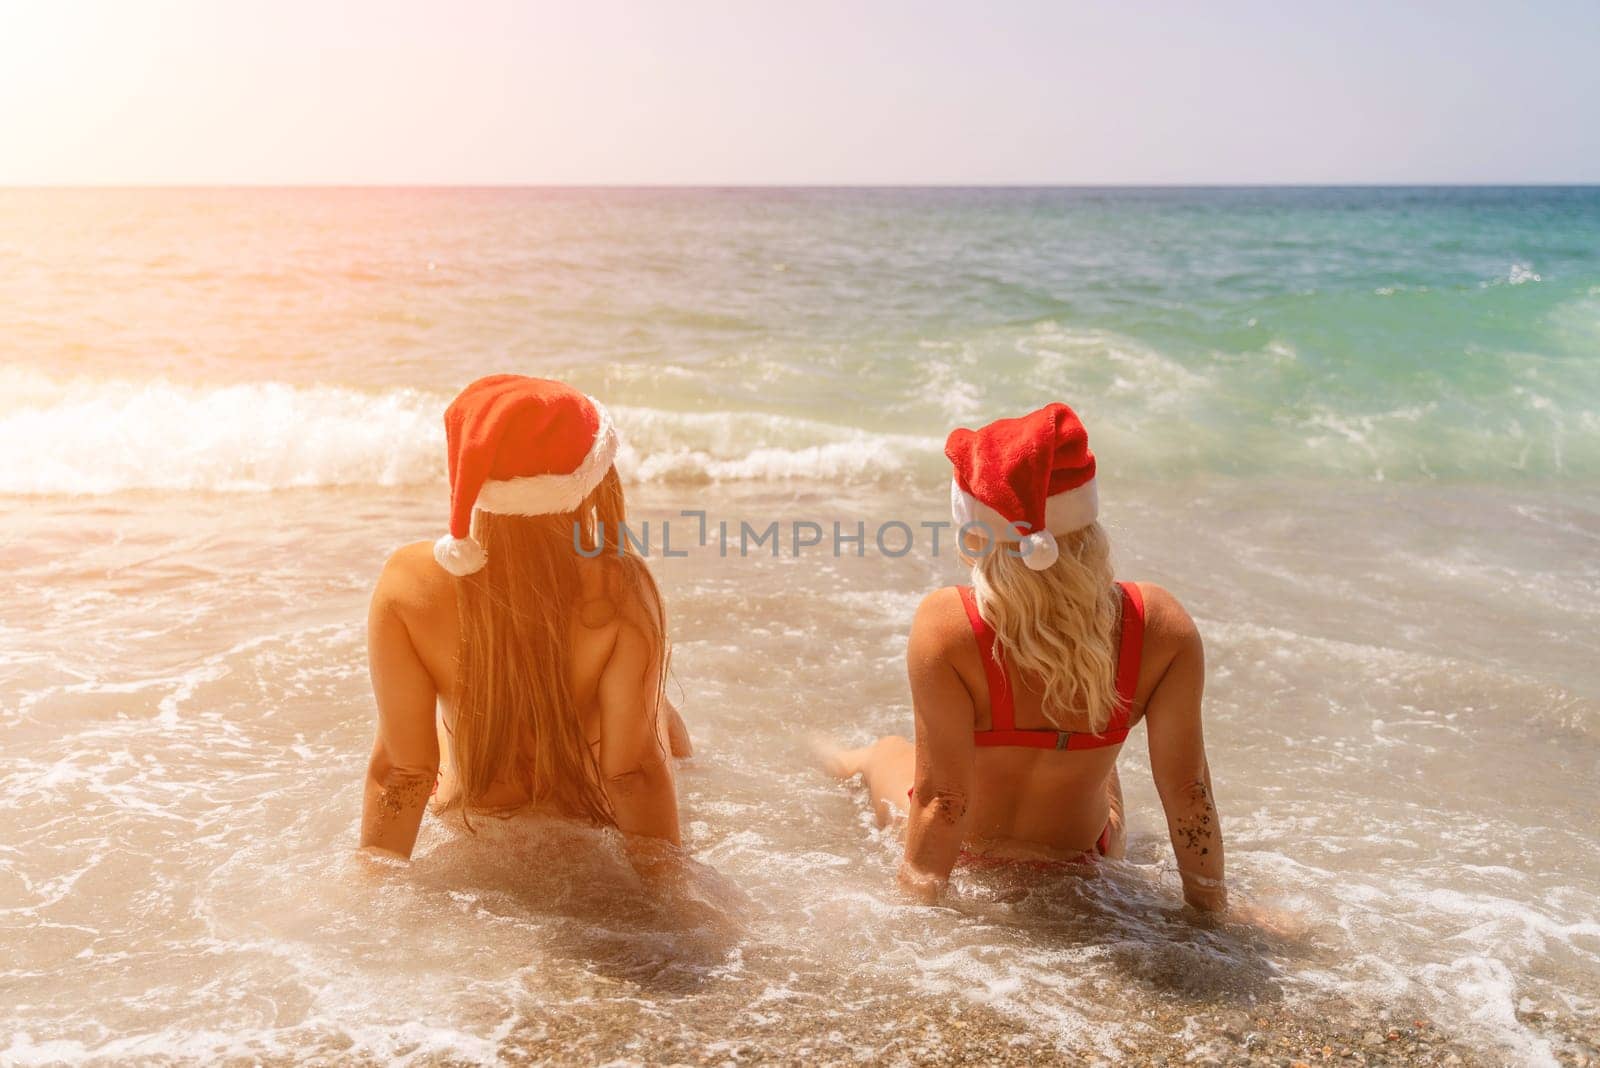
[898,579,1226,910]
[916,583,1168,856]
[360,541,687,859]
[380,541,675,812]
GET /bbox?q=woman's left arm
[1143,587,1227,913]
[359,562,440,860]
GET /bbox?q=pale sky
[3,0,1598,185]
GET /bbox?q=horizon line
[4,181,1600,191]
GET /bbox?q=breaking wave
[0,369,938,495]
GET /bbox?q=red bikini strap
[957,586,1014,731]
[1110,581,1145,730]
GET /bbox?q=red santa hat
[944,402,1098,571]
[433,374,619,577]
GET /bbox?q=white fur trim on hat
[1042,479,1098,534]
[948,477,1099,544]
[473,400,619,517]
[434,533,488,577]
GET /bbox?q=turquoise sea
[1,187,1597,1065]
[4,186,1597,489]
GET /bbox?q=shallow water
[2,188,1598,1065]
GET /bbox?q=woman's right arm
[1142,587,1228,913]
[597,618,682,850]
[899,590,977,903]
[359,557,441,860]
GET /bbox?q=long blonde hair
[970,522,1121,733]
[447,467,667,826]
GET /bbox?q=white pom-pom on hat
[1020,529,1059,571]
[433,534,488,577]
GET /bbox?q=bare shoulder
[907,587,979,728]
[372,541,456,623]
[908,586,977,679]
[608,554,666,628]
[1132,581,1203,671]
[910,586,969,649]
[603,616,655,682]
[593,575,663,741]
[589,555,667,677]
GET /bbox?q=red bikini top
[959,581,1145,750]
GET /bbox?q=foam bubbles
[0,371,940,496]
[0,368,444,495]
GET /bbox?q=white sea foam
[0,368,443,495]
[912,344,986,423]
[0,369,938,495]
[614,405,937,485]
[1018,323,1212,415]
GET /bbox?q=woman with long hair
[358,375,690,874]
[823,403,1228,912]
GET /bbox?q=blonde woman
[824,403,1227,912]
[359,375,691,877]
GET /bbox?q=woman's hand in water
[345,844,410,890]
[895,860,947,905]
[357,844,410,864]
[1180,870,1229,914]
[1170,890,1309,944]
[625,835,742,928]
[1226,899,1310,941]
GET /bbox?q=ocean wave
[1482,263,1543,287]
[0,370,937,495]
[0,370,444,495]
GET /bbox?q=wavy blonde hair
[446,467,667,828]
[970,522,1120,733]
